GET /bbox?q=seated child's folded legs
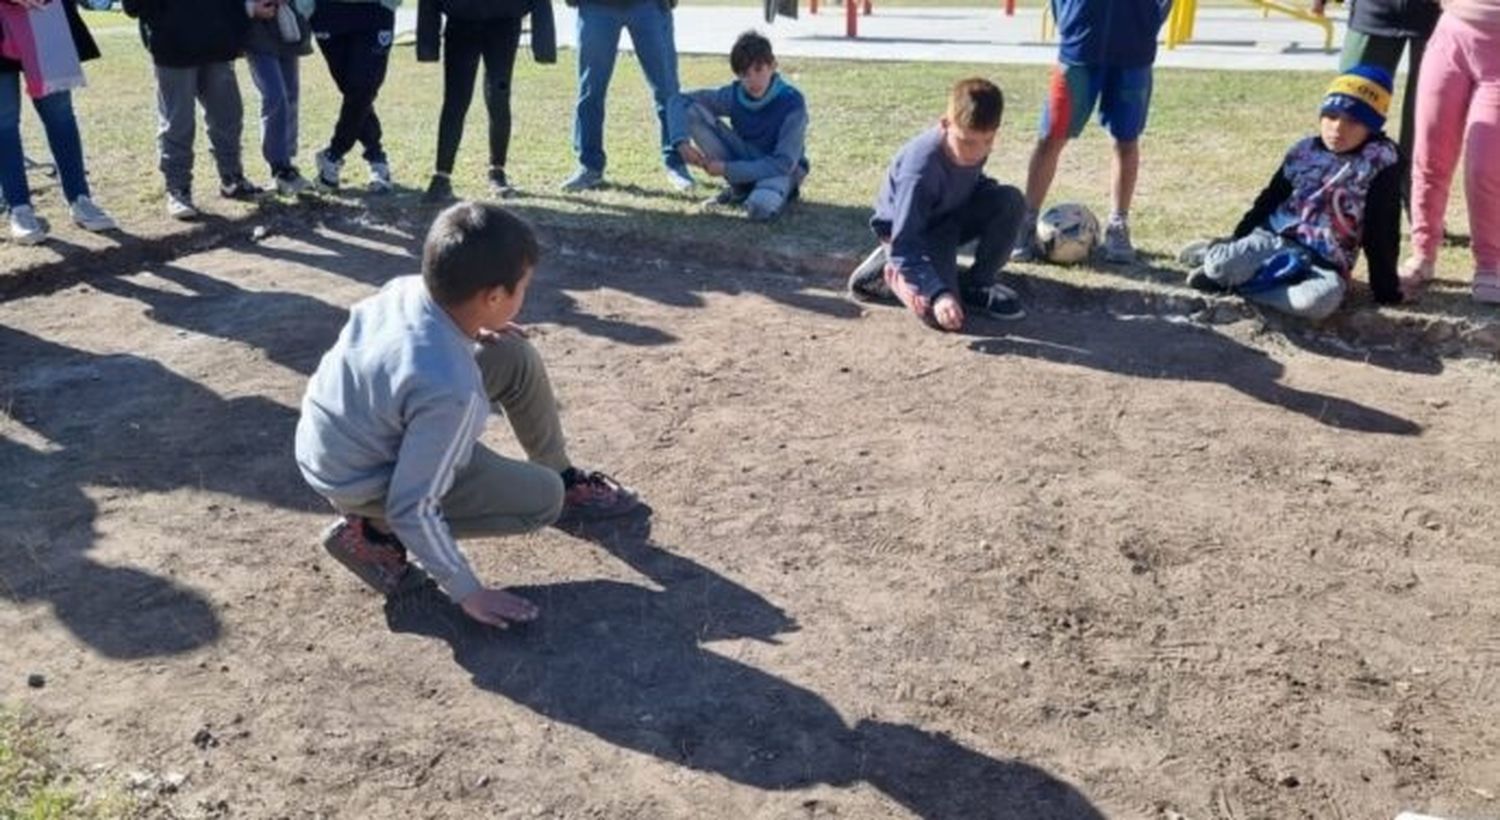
[443,446,567,537]
[1202,228,1292,288]
[960,183,1027,284]
[1241,266,1346,321]
[745,174,793,221]
[474,332,570,472]
[686,102,753,163]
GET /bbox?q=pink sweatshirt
[1443,0,1500,26]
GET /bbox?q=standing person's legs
[1463,36,1500,281]
[1099,65,1153,262]
[247,52,293,173]
[622,0,685,172]
[31,90,89,203]
[1341,30,1417,206]
[1409,15,1474,269]
[0,73,33,208]
[196,61,246,185]
[436,24,486,176]
[283,53,303,163]
[572,3,624,176]
[354,17,394,165]
[153,64,200,195]
[1016,64,1099,258]
[480,17,523,174]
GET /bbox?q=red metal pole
[846,0,857,37]
[809,0,817,14]
[862,0,871,15]
[1004,0,1014,15]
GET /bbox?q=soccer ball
[1036,203,1100,265]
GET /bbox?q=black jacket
[122,0,249,67]
[416,0,556,63]
[0,0,100,74]
[1348,0,1441,40]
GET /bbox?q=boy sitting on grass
[294,202,640,628]
[846,77,1027,331]
[666,30,808,222]
[1178,65,1403,320]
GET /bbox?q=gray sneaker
[8,204,45,245]
[69,195,117,232]
[560,167,604,192]
[165,189,199,221]
[847,244,895,304]
[1177,238,1212,268]
[1011,222,1043,263]
[367,161,393,194]
[1103,218,1136,264]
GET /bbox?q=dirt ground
[2,219,1498,820]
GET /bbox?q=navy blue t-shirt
[1053,0,1171,68]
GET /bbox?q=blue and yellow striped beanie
[1321,64,1393,132]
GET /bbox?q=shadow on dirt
[0,325,311,658]
[385,511,1105,820]
[967,291,1422,437]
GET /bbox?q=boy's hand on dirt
[933,293,964,331]
[476,323,527,343]
[460,588,539,628]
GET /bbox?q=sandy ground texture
[2,219,1499,820]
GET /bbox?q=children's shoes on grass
[1473,271,1500,305]
[560,167,604,193]
[1398,257,1435,302]
[1102,217,1136,264]
[8,205,45,245]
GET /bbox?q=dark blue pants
[312,4,393,164]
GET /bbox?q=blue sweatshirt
[666,75,809,185]
[870,126,988,301]
[295,276,489,603]
[1052,0,1172,68]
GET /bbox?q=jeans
[1202,228,1346,320]
[572,0,681,173]
[0,73,88,207]
[684,102,803,219]
[436,16,522,175]
[246,52,302,173]
[153,62,245,191]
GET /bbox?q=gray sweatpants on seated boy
[1202,228,1346,321]
[331,333,568,539]
[154,62,246,193]
[685,102,805,221]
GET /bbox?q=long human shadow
[0,325,310,658]
[384,513,1105,819]
[967,294,1421,436]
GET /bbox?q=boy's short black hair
[730,30,775,76]
[947,77,1005,132]
[422,202,539,306]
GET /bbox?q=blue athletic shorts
[1038,64,1154,142]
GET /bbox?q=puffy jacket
[0,0,100,74]
[1052,0,1172,68]
[122,0,249,67]
[415,0,556,63]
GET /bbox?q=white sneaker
[315,149,342,190]
[1103,218,1136,264]
[70,195,117,232]
[8,204,46,245]
[368,161,393,194]
[166,189,199,221]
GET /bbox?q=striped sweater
[295,275,488,603]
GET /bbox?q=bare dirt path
[2,223,1498,819]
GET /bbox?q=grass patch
[0,29,1474,301]
[0,708,131,820]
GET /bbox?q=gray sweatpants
[154,62,245,192]
[685,102,804,221]
[1202,228,1346,321]
[334,332,570,540]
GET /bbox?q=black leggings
[436,17,522,175]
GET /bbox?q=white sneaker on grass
[70,195,117,232]
[166,189,199,221]
[8,204,46,245]
[368,161,393,194]
[315,149,342,190]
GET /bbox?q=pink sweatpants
[1411,13,1500,273]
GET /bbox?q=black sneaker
[488,168,517,199]
[219,175,264,200]
[423,174,455,205]
[847,245,896,304]
[961,282,1026,321]
[1186,268,1229,294]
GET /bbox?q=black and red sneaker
[559,468,641,522]
[320,515,410,595]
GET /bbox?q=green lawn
[0,708,131,820]
[0,26,1475,302]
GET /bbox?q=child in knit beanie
[1176,65,1405,320]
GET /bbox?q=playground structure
[808,0,1337,50]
